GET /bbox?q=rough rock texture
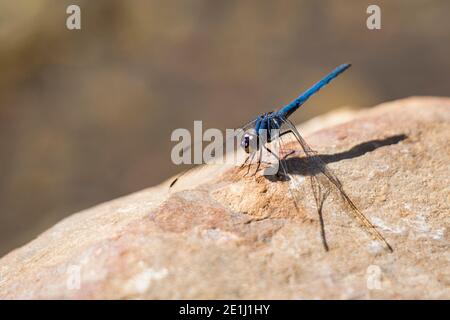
[0,97,449,299]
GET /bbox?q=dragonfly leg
[283,149,295,159]
[264,146,280,161]
[252,147,263,176]
[279,130,292,138]
[277,130,296,159]
[243,152,256,177]
[264,145,287,178]
[240,155,250,169]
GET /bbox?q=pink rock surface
[0,97,449,299]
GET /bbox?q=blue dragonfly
[171,63,393,252]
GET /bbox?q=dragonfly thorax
[241,112,283,153]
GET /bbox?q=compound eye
[241,133,252,153]
[243,135,250,153]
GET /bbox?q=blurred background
[0,0,449,256]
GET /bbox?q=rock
[0,97,449,299]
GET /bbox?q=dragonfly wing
[278,117,393,252]
[170,119,257,188]
[275,132,331,251]
[274,134,304,210]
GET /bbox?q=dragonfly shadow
[318,133,407,166]
[264,133,406,252]
[267,133,408,179]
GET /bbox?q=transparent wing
[170,119,257,188]
[278,117,393,252]
[274,133,305,209]
[276,133,330,251]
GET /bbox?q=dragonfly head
[241,129,259,154]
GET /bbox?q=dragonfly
[170,63,393,252]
